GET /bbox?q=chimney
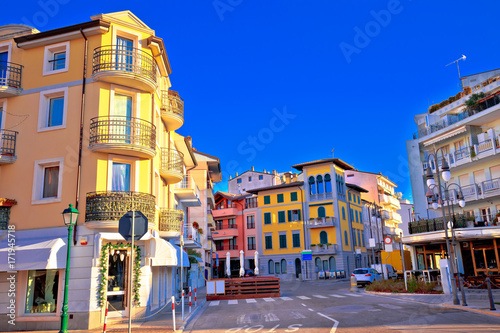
[235,172,238,177]
[272,170,277,175]
[251,166,255,171]
[263,169,266,173]
[229,175,232,180]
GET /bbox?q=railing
[159,208,184,233]
[161,90,184,118]
[408,215,470,234]
[477,139,494,154]
[461,183,478,199]
[85,191,156,222]
[455,147,470,161]
[215,202,237,210]
[0,129,17,156]
[229,244,238,250]
[160,148,184,175]
[245,197,258,209]
[309,192,333,201]
[311,243,338,253]
[215,222,237,230]
[175,175,200,196]
[248,244,256,250]
[307,217,335,227]
[216,245,224,251]
[482,178,500,196]
[184,226,200,242]
[89,116,156,151]
[92,45,158,85]
[0,61,23,90]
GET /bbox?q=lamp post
[366,202,379,267]
[425,150,460,305]
[59,204,79,333]
[210,231,219,280]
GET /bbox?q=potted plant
[198,227,204,235]
[326,242,332,249]
[192,221,199,229]
[310,243,317,249]
[318,243,324,250]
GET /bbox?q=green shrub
[366,278,440,294]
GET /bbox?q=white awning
[0,238,66,271]
[151,238,177,266]
[171,244,190,267]
[423,125,467,147]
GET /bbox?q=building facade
[406,68,500,277]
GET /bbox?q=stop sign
[119,211,148,241]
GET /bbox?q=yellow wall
[381,250,412,272]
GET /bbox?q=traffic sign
[119,211,148,241]
[369,238,376,248]
[385,244,393,252]
[302,250,312,261]
[384,236,392,245]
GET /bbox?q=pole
[189,286,192,313]
[181,223,184,321]
[102,301,108,333]
[59,224,73,333]
[195,287,197,307]
[128,211,135,333]
[400,232,406,277]
[486,278,496,311]
[368,206,376,267]
[459,276,467,306]
[171,296,176,331]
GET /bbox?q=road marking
[368,309,382,312]
[236,314,253,324]
[378,303,403,309]
[317,312,339,333]
[308,308,314,312]
[297,296,311,300]
[281,296,293,301]
[291,311,306,319]
[344,294,362,297]
[329,294,346,298]
[228,300,238,305]
[301,303,307,307]
[246,299,257,303]
[263,313,279,322]
[313,295,328,298]
[263,298,275,302]
[209,301,220,306]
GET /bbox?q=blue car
[351,268,382,286]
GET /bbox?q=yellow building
[247,182,305,279]
[0,12,214,331]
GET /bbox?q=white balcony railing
[175,175,200,198]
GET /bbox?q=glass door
[111,162,131,192]
[107,250,129,316]
[112,94,132,144]
[116,37,134,72]
[0,52,7,86]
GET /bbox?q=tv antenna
[446,55,466,89]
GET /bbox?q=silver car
[351,268,382,286]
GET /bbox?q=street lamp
[59,204,79,333]
[425,150,460,305]
[366,202,381,268]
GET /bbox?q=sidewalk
[365,289,500,318]
[12,286,207,333]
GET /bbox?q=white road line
[236,315,253,324]
[263,313,279,322]
[378,303,403,309]
[281,296,293,301]
[209,301,220,306]
[329,294,346,298]
[291,311,306,319]
[263,298,275,302]
[317,312,339,333]
[297,296,311,300]
[344,294,362,297]
[246,299,257,303]
[301,303,307,307]
[308,308,314,312]
[313,295,328,298]
[228,300,238,305]
[368,309,382,312]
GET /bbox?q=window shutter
[298,209,302,221]
[288,210,292,222]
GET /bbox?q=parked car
[352,268,382,286]
[244,269,255,277]
[371,264,398,279]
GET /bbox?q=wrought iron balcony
[85,191,156,228]
[0,62,23,97]
[161,90,184,131]
[159,208,184,238]
[92,45,159,92]
[0,130,18,164]
[89,116,156,158]
[160,148,184,184]
[408,215,470,234]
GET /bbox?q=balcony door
[112,162,131,192]
[107,250,129,316]
[116,37,134,72]
[112,94,132,144]
[0,52,7,86]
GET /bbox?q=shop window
[25,270,59,313]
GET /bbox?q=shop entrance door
[107,250,129,316]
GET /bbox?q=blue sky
[4,1,500,202]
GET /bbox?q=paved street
[184,281,500,333]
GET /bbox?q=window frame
[277,193,284,203]
[237,178,242,183]
[246,215,255,229]
[265,235,273,250]
[107,155,138,192]
[18,269,64,318]
[43,41,70,76]
[38,87,68,132]
[292,232,301,248]
[290,192,298,201]
[279,233,287,249]
[32,157,64,205]
[264,212,272,225]
[264,195,271,205]
[278,211,286,223]
[248,236,256,250]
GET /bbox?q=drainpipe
[298,185,307,280]
[73,28,88,245]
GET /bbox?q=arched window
[342,207,346,220]
[281,259,287,273]
[268,260,274,274]
[329,257,336,272]
[315,257,321,269]
[316,175,324,194]
[344,230,348,245]
[317,206,326,218]
[319,231,328,244]
[324,174,332,193]
[309,176,316,195]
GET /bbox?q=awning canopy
[423,125,467,147]
[151,238,177,266]
[171,244,190,267]
[0,238,66,271]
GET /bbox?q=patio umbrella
[225,252,231,277]
[254,251,259,275]
[239,250,245,277]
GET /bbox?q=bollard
[459,276,467,307]
[171,296,176,331]
[350,275,358,292]
[189,286,192,313]
[102,301,108,333]
[486,278,496,311]
[182,289,185,321]
[195,287,197,307]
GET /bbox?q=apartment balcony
[213,226,238,240]
[212,205,238,218]
[178,226,202,248]
[161,90,184,131]
[0,62,23,97]
[311,243,338,254]
[309,192,333,202]
[475,137,500,160]
[306,217,336,228]
[158,208,184,238]
[160,148,184,184]
[379,194,400,209]
[207,187,215,207]
[207,213,214,228]
[407,214,497,236]
[92,45,158,92]
[84,191,156,229]
[0,130,18,165]
[214,248,240,259]
[173,175,201,207]
[89,116,156,158]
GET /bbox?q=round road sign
[384,236,392,245]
